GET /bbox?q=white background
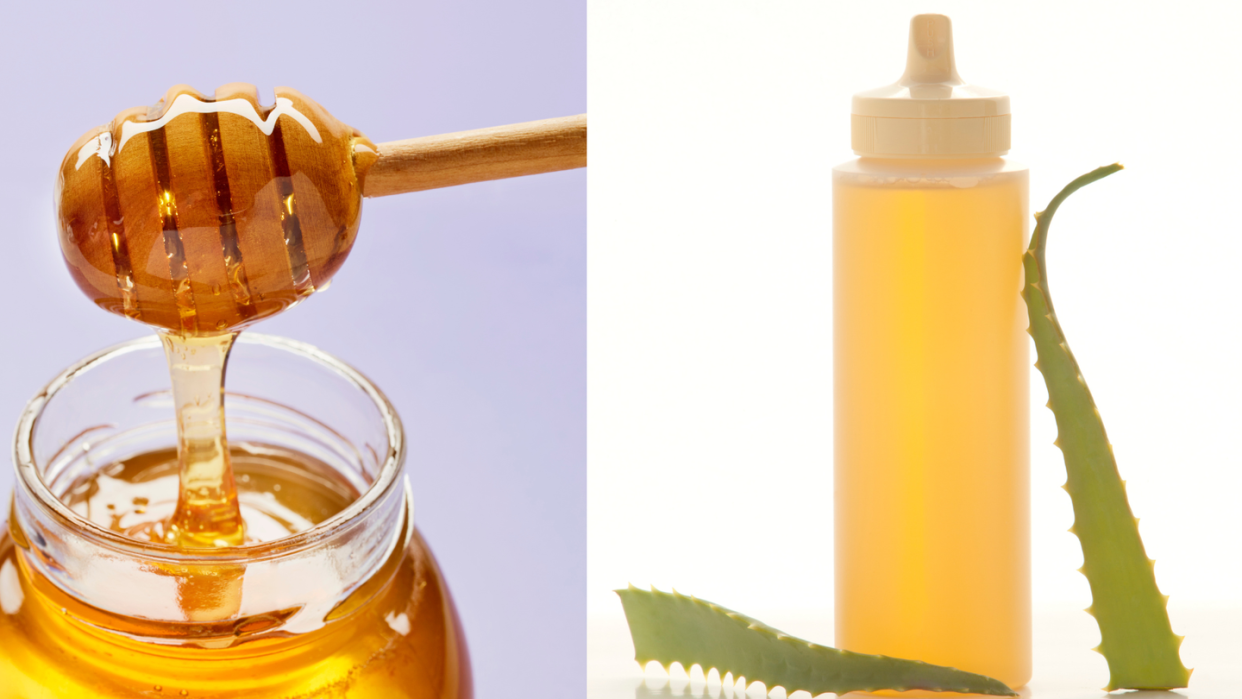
[588,0,1242,644]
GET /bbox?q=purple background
[0,0,584,694]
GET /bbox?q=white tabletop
[588,607,1239,699]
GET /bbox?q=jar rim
[12,333,406,564]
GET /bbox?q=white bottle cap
[851,14,1010,158]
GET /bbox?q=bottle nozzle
[903,14,962,86]
[850,14,1010,157]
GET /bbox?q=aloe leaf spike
[1024,164,1191,691]
[617,586,1016,696]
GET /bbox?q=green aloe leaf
[1024,164,1191,691]
[617,586,1016,696]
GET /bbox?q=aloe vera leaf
[616,586,1016,696]
[1024,164,1191,691]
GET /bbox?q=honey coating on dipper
[55,84,379,335]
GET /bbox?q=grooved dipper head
[55,84,378,335]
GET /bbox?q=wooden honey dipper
[56,83,587,335]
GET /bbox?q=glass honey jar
[0,334,471,698]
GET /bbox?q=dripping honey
[160,331,246,547]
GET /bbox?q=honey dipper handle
[363,114,587,197]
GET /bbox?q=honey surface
[60,443,358,545]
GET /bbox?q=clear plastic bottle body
[0,335,471,698]
[833,157,1030,687]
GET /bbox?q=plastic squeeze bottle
[833,14,1030,688]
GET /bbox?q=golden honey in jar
[0,335,471,698]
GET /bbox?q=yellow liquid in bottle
[833,160,1030,689]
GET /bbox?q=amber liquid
[0,445,469,698]
[834,161,1030,689]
